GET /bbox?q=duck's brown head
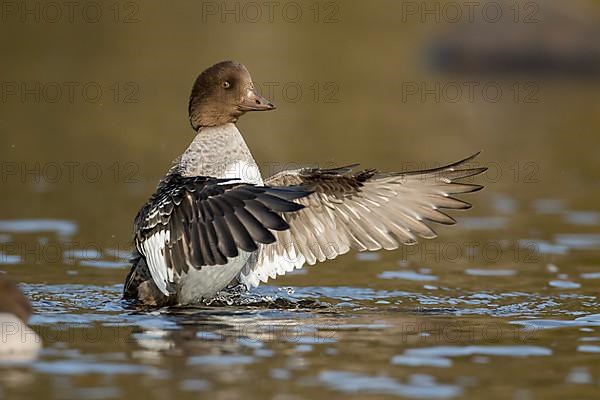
[188,61,275,130]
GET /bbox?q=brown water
[2,0,600,399]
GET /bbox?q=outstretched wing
[134,173,310,296]
[238,153,487,287]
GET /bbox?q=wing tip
[399,151,487,177]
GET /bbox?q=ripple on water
[403,345,552,358]
[69,249,102,260]
[512,313,600,330]
[0,252,22,265]
[271,368,291,380]
[554,234,600,250]
[532,199,565,215]
[580,272,600,279]
[456,216,508,230]
[33,360,164,377]
[378,271,438,281]
[0,219,77,237]
[391,355,452,368]
[492,194,517,214]
[562,211,600,226]
[465,269,516,277]
[187,355,255,366]
[78,260,129,269]
[519,239,569,255]
[355,252,381,262]
[318,371,461,399]
[180,379,210,392]
[72,387,122,399]
[133,330,175,352]
[549,280,581,289]
[566,367,592,384]
[280,286,411,301]
[577,345,600,353]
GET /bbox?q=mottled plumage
[239,154,486,287]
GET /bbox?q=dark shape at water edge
[428,46,600,77]
[426,0,600,77]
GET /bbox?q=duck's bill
[238,90,276,111]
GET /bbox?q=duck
[123,60,487,307]
[0,275,42,358]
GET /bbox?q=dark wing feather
[134,173,310,296]
[239,153,487,287]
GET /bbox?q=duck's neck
[177,123,263,184]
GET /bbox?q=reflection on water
[2,240,600,399]
[555,234,600,250]
[319,371,462,398]
[0,220,77,238]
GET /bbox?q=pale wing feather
[239,153,486,287]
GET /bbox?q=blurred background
[1,0,599,243]
[1,1,600,399]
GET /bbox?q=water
[2,0,600,398]
[2,204,600,399]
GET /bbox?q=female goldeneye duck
[0,275,42,358]
[123,60,487,307]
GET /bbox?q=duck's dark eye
[222,81,231,89]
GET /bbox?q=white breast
[178,124,264,185]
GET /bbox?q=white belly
[177,251,251,304]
